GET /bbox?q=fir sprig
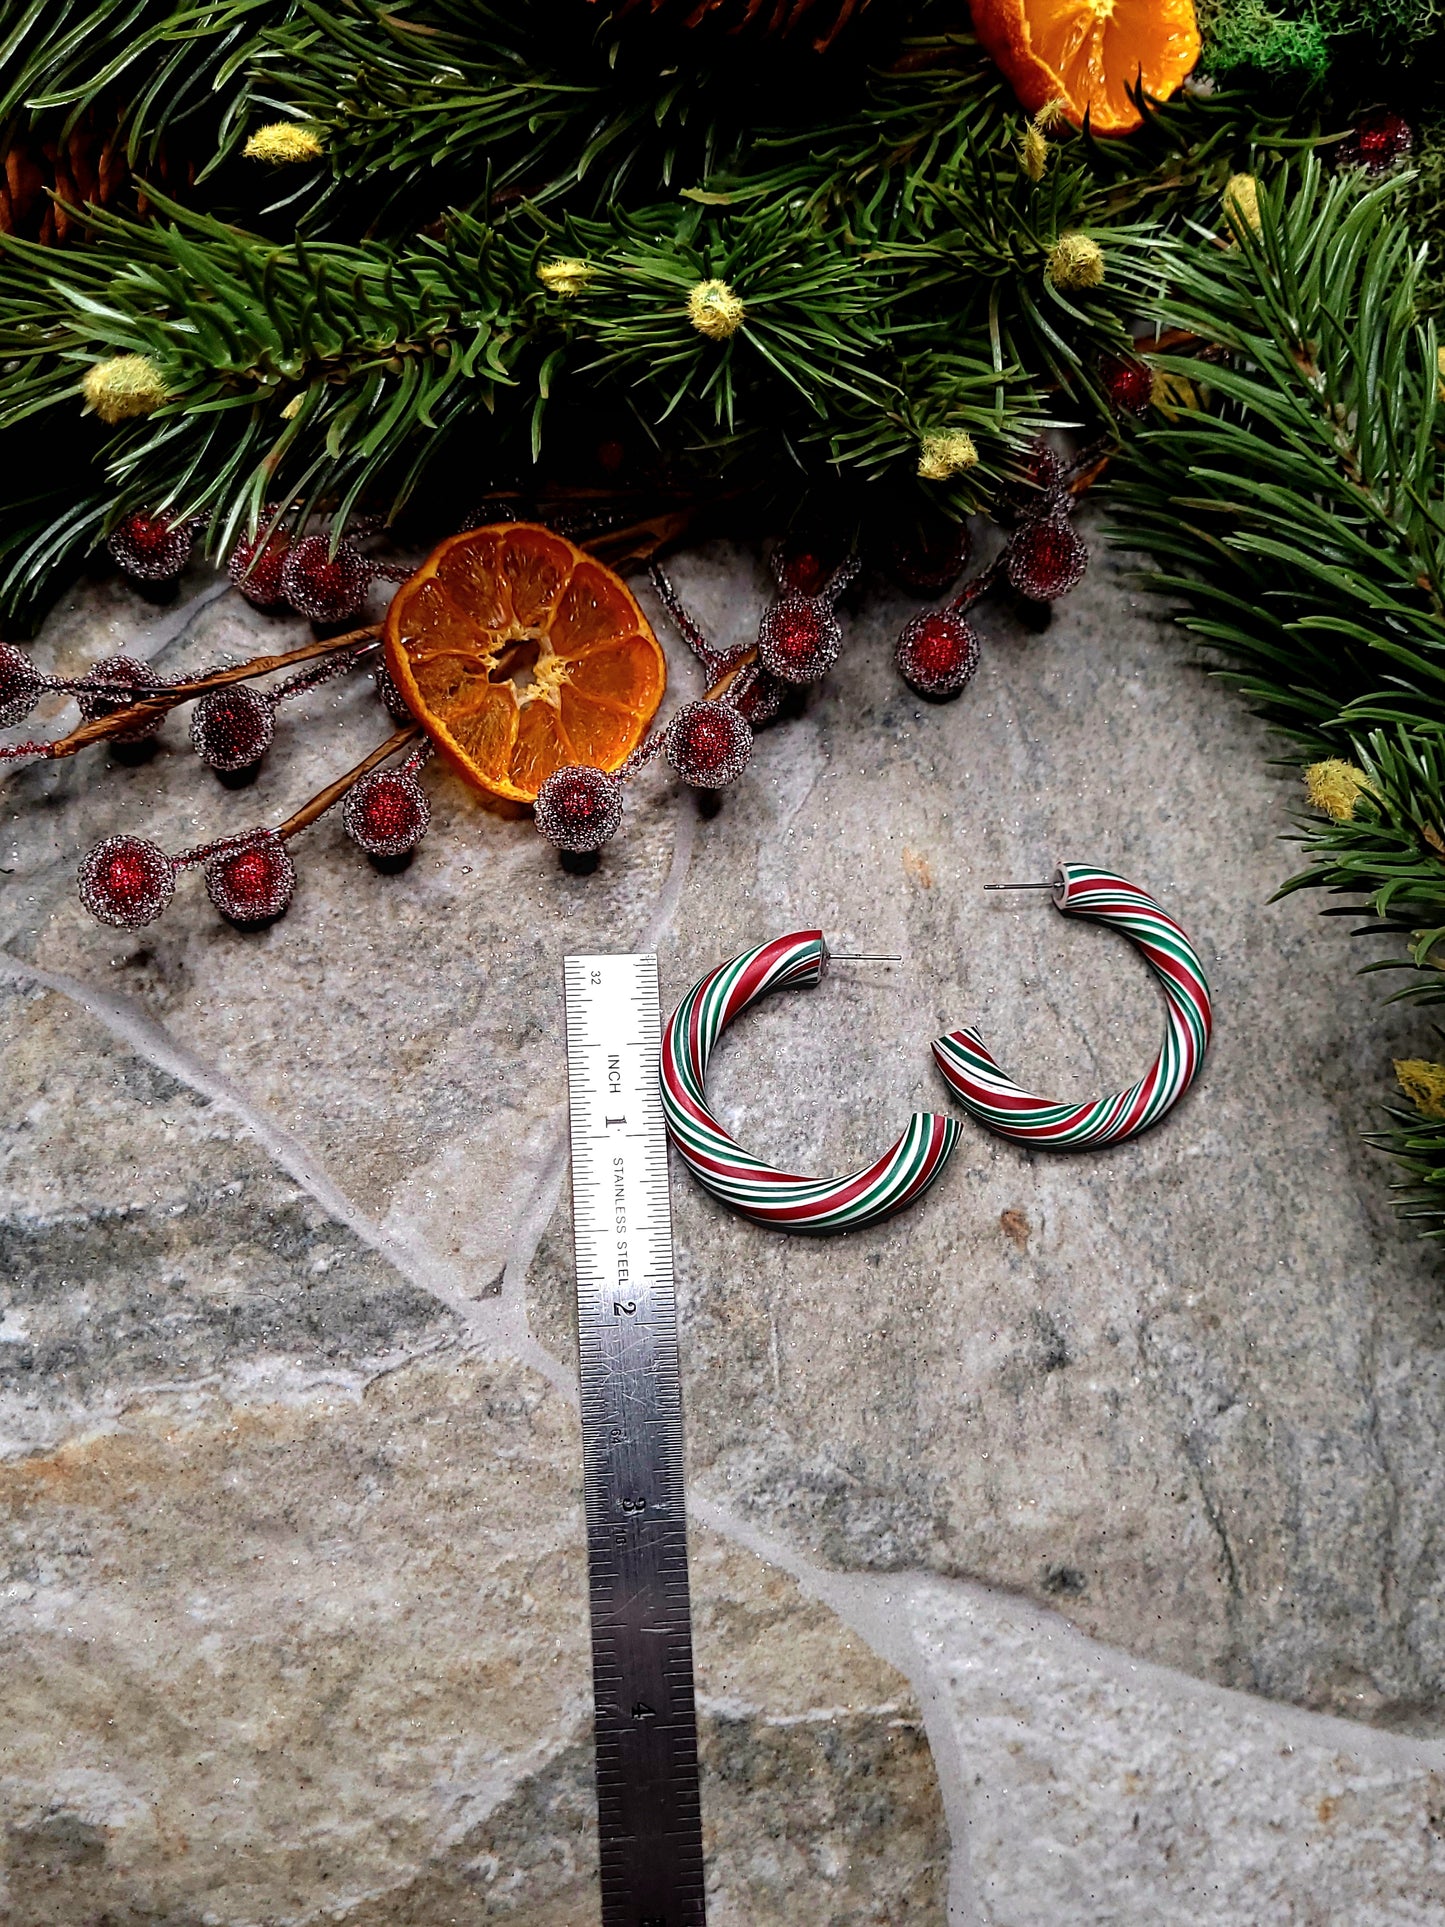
[0,194,529,556]
[1111,156,1445,1225]
[0,0,292,168]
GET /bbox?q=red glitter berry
[1099,353,1153,416]
[738,668,786,729]
[757,597,842,685]
[76,654,167,739]
[343,767,431,857]
[78,835,177,927]
[772,541,839,597]
[280,536,373,623]
[228,528,292,609]
[372,660,415,723]
[1345,110,1412,172]
[888,522,972,597]
[107,510,196,584]
[205,833,297,925]
[534,764,625,853]
[1007,514,1089,603]
[1003,439,1067,524]
[666,700,753,789]
[1022,439,1064,492]
[0,643,44,728]
[190,685,275,772]
[894,610,981,701]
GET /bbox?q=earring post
[984,882,1053,891]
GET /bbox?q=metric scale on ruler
[563,952,707,1927]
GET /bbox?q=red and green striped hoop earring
[661,931,961,1232]
[932,865,1212,1148]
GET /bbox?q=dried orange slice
[384,523,666,803]
[972,0,1201,137]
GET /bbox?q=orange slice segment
[972,0,1201,136]
[385,522,666,804]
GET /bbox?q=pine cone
[0,110,185,245]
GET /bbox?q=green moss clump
[1198,0,1329,77]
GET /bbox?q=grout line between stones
[28,773,1445,1910]
[0,952,509,1344]
[13,926,1445,1920]
[688,1491,987,1925]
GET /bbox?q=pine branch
[1114,159,1443,737]
[1110,155,1445,1230]
[0,0,294,170]
[0,193,530,572]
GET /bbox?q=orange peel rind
[972,0,1202,137]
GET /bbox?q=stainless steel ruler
[563,952,707,1927]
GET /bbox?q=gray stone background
[2,512,1443,1923]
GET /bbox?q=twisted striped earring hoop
[932,864,1212,1148]
[661,931,960,1232]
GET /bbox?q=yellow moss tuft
[1224,173,1262,234]
[80,355,168,425]
[243,122,325,164]
[1046,233,1105,291]
[1303,759,1372,822]
[917,430,980,481]
[1394,1060,1445,1120]
[1020,121,1049,182]
[686,279,746,341]
[537,258,593,298]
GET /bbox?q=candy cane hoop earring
[661,931,961,1232]
[933,865,1212,1148]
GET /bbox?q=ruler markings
[564,952,707,1927]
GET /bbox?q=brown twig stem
[276,724,419,840]
[704,648,757,702]
[33,627,381,762]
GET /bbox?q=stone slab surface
[1,513,1443,1919]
